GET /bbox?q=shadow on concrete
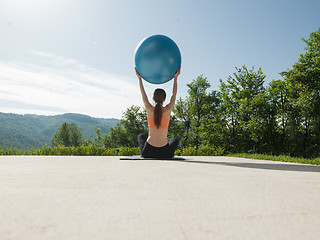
[161,159,320,173]
[183,160,320,173]
[121,157,320,173]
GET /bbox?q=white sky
[0,0,319,118]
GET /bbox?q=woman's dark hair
[153,88,166,128]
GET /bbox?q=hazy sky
[0,0,319,118]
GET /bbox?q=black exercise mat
[119,155,185,160]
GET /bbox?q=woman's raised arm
[135,68,152,110]
[166,66,180,110]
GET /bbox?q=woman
[135,67,181,158]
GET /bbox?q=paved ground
[0,156,319,240]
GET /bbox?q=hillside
[0,112,119,149]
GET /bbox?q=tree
[187,75,212,148]
[280,27,320,156]
[104,124,127,148]
[219,66,269,153]
[93,128,104,147]
[267,79,290,154]
[104,105,147,148]
[199,90,226,148]
[121,105,147,146]
[173,97,192,147]
[51,122,83,147]
[173,75,214,148]
[167,114,185,146]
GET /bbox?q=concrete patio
[0,156,319,240]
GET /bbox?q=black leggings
[138,134,179,158]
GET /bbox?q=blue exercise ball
[134,35,181,84]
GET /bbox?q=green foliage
[172,28,320,158]
[93,128,104,147]
[279,27,320,157]
[0,147,23,155]
[0,112,119,149]
[0,146,119,156]
[177,146,197,156]
[2,146,319,165]
[197,146,225,156]
[228,153,320,165]
[172,98,192,146]
[175,146,225,156]
[0,113,48,149]
[51,122,83,147]
[0,145,224,157]
[118,147,140,156]
[219,65,268,153]
[105,105,147,148]
[173,75,216,148]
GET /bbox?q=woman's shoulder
[162,105,172,118]
[146,106,154,118]
[163,104,173,111]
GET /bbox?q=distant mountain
[0,112,119,149]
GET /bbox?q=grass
[1,146,319,166]
[228,153,320,165]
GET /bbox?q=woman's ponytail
[153,89,166,129]
[154,101,162,128]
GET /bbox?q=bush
[178,145,225,156]
[0,145,225,157]
[1,148,22,155]
[0,146,139,156]
[181,146,198,156]
[118,147,140,156]
[197,146,225,156]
